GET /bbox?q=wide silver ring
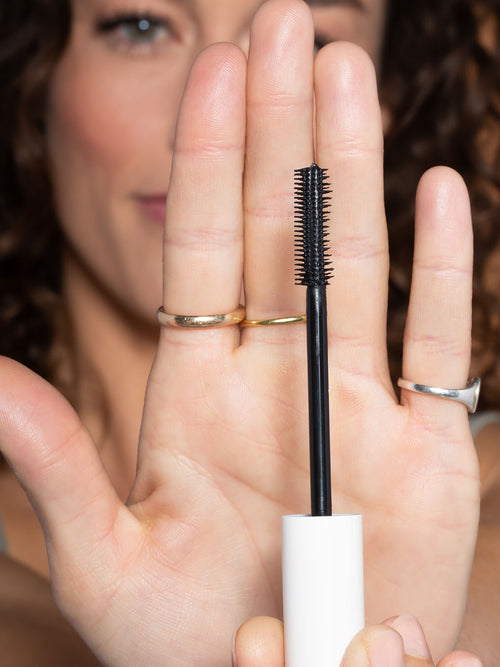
[397,377,481,413]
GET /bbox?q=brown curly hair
[381,0,500,407]
[1,0,500,406]
[0,0,70,384]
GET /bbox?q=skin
[457,424,500,664]
[0,0,497,664]
[2,0,387,576]
[0,555,100,667]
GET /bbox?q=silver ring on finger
[397,377,481,413]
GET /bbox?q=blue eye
[97,13,174,53]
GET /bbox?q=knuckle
[404,332,469,359]
[165,226,241,252]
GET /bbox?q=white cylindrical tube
[282,514,364,667]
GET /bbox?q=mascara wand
[282,164,365,667]
[294,164,333,517]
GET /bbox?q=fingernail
[366,627,404,666]
[387,615,431,659]
[450,659,483,667]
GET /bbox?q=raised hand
[0,0,479,665]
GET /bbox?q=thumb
[0,357,124,570]
[233,616,284,667]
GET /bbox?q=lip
[135,194,167,226]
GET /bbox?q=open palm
[0,1,479,665]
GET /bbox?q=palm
[122,339,477,663]
[60,331,476,664]
[0,1,479,666]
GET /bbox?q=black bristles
[294,163,333,286]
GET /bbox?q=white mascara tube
[282,514,364,667]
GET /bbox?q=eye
[96,12,175,55]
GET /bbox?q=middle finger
[243,0,315,333]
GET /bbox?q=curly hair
[0,0,71,385]
[381,0,500,407]
[1,0,500,406]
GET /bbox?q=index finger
[161,43,247,349]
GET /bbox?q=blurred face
[46,0,387,323]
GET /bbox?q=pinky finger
[401,167,473,418]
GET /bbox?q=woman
[0,0,498,664]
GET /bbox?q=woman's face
[46,0,387,323]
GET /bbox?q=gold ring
[157,305,245,328]
[240,314,306,327]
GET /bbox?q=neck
[59,248,158,500]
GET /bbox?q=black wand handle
[307,284,332,516]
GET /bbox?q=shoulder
[0,555,100,666]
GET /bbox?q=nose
[199,27,250,56]
[165,0,263,147]
[196,2,258,56]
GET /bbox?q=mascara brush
[282,164,365,667]
[294,163,333,516]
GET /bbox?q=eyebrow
[305,0,365,9]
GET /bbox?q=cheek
[44,56,181,319]
[47,66,152,176]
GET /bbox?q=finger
[232,615,437,667]
[243,0,314,334]
[133,44,247,505]
[341,625,404,666]
[162,43,246,349]
[233,616,284,667]
[342,616,434,666]
[401,167,473,418]
[384,615,434,663]
[314,42,390,382]
[437,651,483,667]
[0,357,125,566]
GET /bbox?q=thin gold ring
[157,305,245,329]
[240,314,306,327]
